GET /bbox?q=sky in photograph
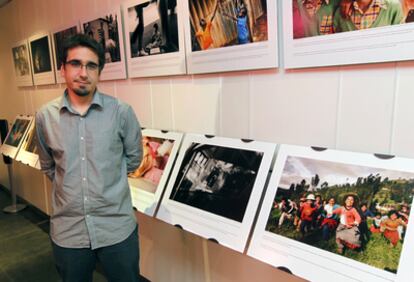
[278,156,414,190]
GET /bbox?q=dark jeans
[51,226,140,282]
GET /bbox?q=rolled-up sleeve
[35,112,55,181]
[121,105,142,173]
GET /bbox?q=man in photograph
[334,0,404,32]
[35,34,142,282]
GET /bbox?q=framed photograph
[248,144,414,282]
[128,129,183,216]
[156,134,275,252]
[15,120,40,169]
[11,40,33,87]
[184,0,278,74]
[51,24,80,84]
[0,116,33,159]
[122,0,187,78]
[284,0,414,69]
[28,32,56,85]
[81,8,127,81]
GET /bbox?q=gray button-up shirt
[35,90,142,249]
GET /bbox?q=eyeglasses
[65,60,99,72]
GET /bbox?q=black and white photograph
[11,40,33,87]
[28,33,56,85]
[157,134,275,252]
[30,36,52,74]
[82,9,127,80]
[122,0,187,78]
[128,129,183,216]
[53,26,78,71]
[183,0,278,74]
[248,144,414,282]
[169,143,263,222]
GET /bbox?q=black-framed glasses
[65,60,99,72]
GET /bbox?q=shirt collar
[352,0,387,15]
[59,89,104,113]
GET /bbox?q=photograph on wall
[122,0,187,78]
[248,145,414,282]
[52,25,79,84]
[284,1,414,68]
[0,116,33,159]
[15,120,39,168]
[156,134,275,252]
[11,40,33,87]
[81,9,127,80]
[128,129,183,216]
[28,33,56,85]
[184,0,278,74]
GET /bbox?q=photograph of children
[4,119,30,147]
[292,0,414,39]
[83,14,121,63]
[189,0,268,51]
[30,36,52,74]
[265,155,413,273]
[53,26,78,70]
[128,136,175,193]
[169,143,264,222]
[12,44,30,77]
[127,0,179,57]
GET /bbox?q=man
[334,0,403,32]
[35,34,142,282]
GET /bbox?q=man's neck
[67,89,95,116]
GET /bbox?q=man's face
[61,46,100,97]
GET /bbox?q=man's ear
[60,63,66,78]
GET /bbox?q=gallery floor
[0,186,107,282]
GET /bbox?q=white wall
[1,0,414,207]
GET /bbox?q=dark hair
[388,210,398,218]
[62,34,105,73]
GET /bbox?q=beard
[73,87,92,97]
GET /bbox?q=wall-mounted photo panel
[28,32,56,85]
[15,120,39,169]
[0,116,33,159]
[11,40,33,87]
[51,24,80,84]
[156,134,275,252]
[128,129,183,216]
[122,0,187,77]
[184,0,278,74]
[81,8,127,81]
[248,144,414,282]
[284,1,414,68]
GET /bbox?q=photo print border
[0,115,33,159]
[28,32,56,85]
[11,39,34,87]
[128,129,183,216]
[248,144,414,282]
[81,7,127,81]
[156,133,275,252]
[122,0,187,78]
[283,0,414,69]
[184,0,278,74]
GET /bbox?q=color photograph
[30,36,52,74]
[293,0,414,39]
[129,136,175,194]
[265,155,413,273]
[189,0,268,51]
[127,0,179,57]
[169,143,264,222]
[4,119,30,147]
[83,14,121,63]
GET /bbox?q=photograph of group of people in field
[266,156,413,273]
[293,0,414,39]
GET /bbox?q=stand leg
[3,163,26,213]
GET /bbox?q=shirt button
[86,214,90,218]
[83,178,86,181]
[84,197,88,201]
[82,157,85,161]
[80,137,84,140]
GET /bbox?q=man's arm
[35,112,55,181]
[121,105,143,173]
